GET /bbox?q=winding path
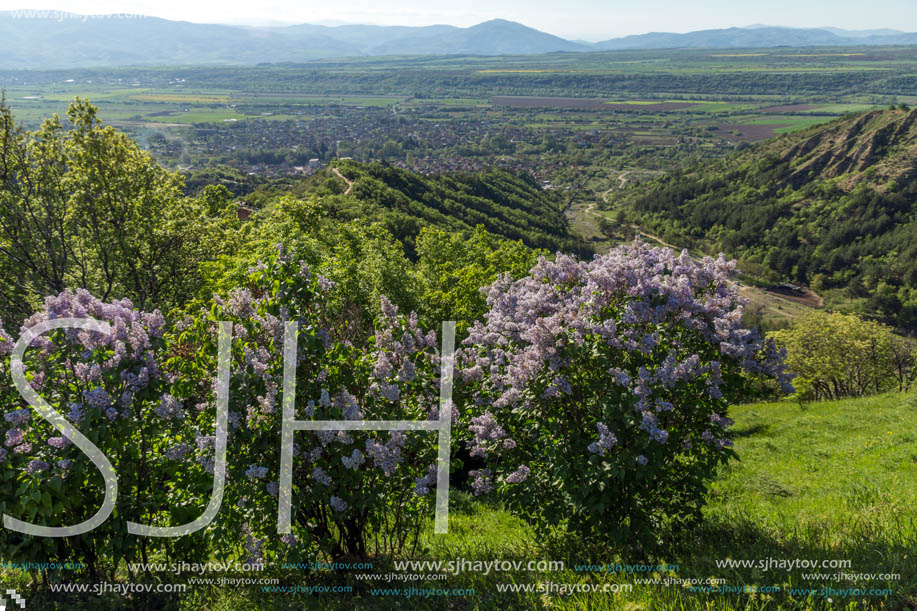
[331,167,354,195]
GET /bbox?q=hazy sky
[2,0,916,40]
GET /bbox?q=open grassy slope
[9,393,915,610]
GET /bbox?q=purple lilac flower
[0,320,11,356]
[414,464,438,496]
[312,467,332,486]
[47,436,70,450]
[469,468,493,495]
[341,449,364,470]
[197,456,215,474]
[84,388,111,410]
[26,459,49,474]
[5,429,24,447]
[243,530,264,566]
[505,464,530,484]
[165,443,191,460]
[587,422,618,456]
[245,465,269,480]
[329,496,347,512]
[317,276,335,292]
[155,395,183,420]
[4,409,31,426]
[67,403,85,423]
[636,455,649,466]
[468,412,504,458]
[365,432,405,476]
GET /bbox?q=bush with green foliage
[770,310,916,400]
[171,247,446,559]
[455,241,792,548]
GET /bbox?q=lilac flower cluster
[4,409,31,426]
[165,443,191,460]
[245,465,269,480]
[413,464,438,496]
[1,290,168,482]
[460,241,791,459]
[469,468,494,496]
[25,459,49,475]
[329,496,347,512]
[365,432,406,476]
[0,318,11,357]
[341,449,364,470]
[587,422,617,456]
[505,464,530,484]
[456,239,793,530]
[155,395,184,420]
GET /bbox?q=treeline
[5,56,916,100]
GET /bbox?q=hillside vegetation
[289,160,586,257]
[622,108,917,330]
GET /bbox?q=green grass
[7,392,915,609]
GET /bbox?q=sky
[2,0,916,40]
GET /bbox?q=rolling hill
[298,160,588,257]
[621,108,917,330]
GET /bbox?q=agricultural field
[4,45,917,181]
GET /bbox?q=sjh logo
[0,589,26,611]
[5,318,456,539]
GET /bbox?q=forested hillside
[622,107,917,330]
[287,160,586,256]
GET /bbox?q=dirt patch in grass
[762,285,823,307]
[709,123,790,141]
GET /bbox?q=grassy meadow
[10,393,914,610]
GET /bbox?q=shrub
[0,290,179,580]
[455,241,792,548]
[770,311,911,400]
[170,247,446,561]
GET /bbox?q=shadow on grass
[731,423,771,438]
[651,509,917,611]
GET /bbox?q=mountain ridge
[622,108,917,329]
[2,13,917,68]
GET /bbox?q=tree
[0,99,237,324]
[414,225,541,337]
[770,311,899,400]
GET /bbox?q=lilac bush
[456,240,792,546]
[0,290,179,579]
[168,247,446,560]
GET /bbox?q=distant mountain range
[3,13,917,68]
[593,26,917,50]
